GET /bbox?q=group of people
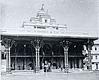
[43,61,64,72]
[43,61,51,72]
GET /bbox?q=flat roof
[1,28,98,40]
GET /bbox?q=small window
[95,47,97,50]
[96,63,98,69]
[45,19,47,23]
[92,62,94,64]
[95,55,98,59]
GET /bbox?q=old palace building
[0,5,98,73]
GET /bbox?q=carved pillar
[31,39,41,72]
[8,47,11,71]
[36,46,40,72]
[14,43,17,70]
[2,38,15,72]
[86,40,93,71]
[64,45,69,73]
[5,44,9,72]
[24,44,26,70]
[35,39,41,72]
[61,40,70,73]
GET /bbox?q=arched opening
[10,41,36,70]
[40,44,52,69]
[40,43,64,70]
[43,44,52,56]
[68,43,84,69]
[52,44,64,55]
[52,44,64,69]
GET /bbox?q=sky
[0,0,99,36]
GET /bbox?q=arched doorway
[52,44,64,69]
[40,43,64,70]
[10,41,36,70]
[40,44,52,69]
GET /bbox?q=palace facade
[0,5,98,73]
[91,40,99,70]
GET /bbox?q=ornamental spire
[41,4,44,10]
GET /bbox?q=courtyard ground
[1,70,99,80]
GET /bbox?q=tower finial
[41,4,44,10]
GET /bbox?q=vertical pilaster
[5,45,9,72]
[35,39,40,72]
[24,44,26,70]
[15,45,17,70]
[62,41,70,73]
[35,47,40,72]
[8,47,11,71]
[2,39,15,72]
[64,45,69,73]
[35,48,38,71]
[5,46,11,72]
[36,46,40,72]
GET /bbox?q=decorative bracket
[2,38,15,48]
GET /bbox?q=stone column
[2,39,15,72]
[35,39,40,72]
[31,40,39,72]
[63,41,70,73]
[36,46,40,72]
[8,47,11,71]
[4,45,11,72]
[38,48,40,70]
[14,45,17,70]
[64,46,69,73]
[24,44,26,70]
[5,45,9,72]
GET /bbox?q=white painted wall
[91,44,99,70]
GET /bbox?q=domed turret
[36,4,51,23]
[29,4,56,24]
[23,4,67,33]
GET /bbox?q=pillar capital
[31,39,44,49]
[2,38,15,48]
[60,40,71,48]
